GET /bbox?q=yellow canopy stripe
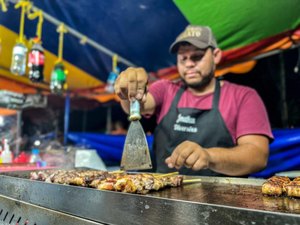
[14,0,30,44]
[0,25,103,92]
[56,23,68,63]
[0,0,7,12]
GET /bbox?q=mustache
[184,70,200,75]
[180,72,214,89]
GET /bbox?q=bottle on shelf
[1,139,12,163]
[50,63,67,94]
[13,151,29,163]
[105,68,119,93]
[10,43,28,76]
[29,148,43,167]
[28,38,45,83]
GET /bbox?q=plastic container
[1,139,12,163]
[29,148,43,167]
[10,43,28,76]
[28,41,45,82]
[50,63,66,94]
[105,71,118,93]
[13,151,29,163]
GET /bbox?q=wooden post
[106,105,112,134]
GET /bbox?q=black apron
[152,80,235,176]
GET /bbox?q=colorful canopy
[0,0,299,103]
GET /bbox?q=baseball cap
[169,25,218,53]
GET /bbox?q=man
[114,25,273,176]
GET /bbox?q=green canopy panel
[174,0,300,50]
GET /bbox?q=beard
[181,71,214,90]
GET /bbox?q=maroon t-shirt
[148,79,273,144]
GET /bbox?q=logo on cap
[178,27,202,41]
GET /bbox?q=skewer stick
[109,170,125,174]
[154,172,179,177]
[183,179,202,184]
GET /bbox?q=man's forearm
[206,143,268,176]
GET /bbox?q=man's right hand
[114,67,148,102]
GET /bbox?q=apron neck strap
[212,79,221,109]
[171,79,221,109]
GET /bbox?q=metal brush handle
[129,99,141,121]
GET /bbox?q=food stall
[0,172,300,225]
[0,1,300,224]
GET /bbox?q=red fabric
[148,79,273,143]
[0,164,56,172]
[220,27,300,64]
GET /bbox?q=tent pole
[15,110,22,156]
[106,105,112,134]
[82,109,87,132]
[64,93,71,146]
[279,52,288,128]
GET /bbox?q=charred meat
[262,176,291,196]
[30,170,183,194]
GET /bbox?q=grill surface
[0,171,300,225]
[151,180,300,214]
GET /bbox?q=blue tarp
[68,129,300,177]
[67,132,153,165]
[251,129,300,178]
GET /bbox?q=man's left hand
[165,140,211,171]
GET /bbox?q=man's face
[177,44,216,89]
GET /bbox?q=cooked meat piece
[283,197,300,210]
[125,175,146,194]
[262,181,284,196]
[30,170,53,181]
[39,170,111,186]
[163,175,184,187]
[262,176,291,196]
[29,170,183,194]
[267,176,291,183]
[97,182,115,191]
[262,196,285,208]
[293,177,300,181]
[283,180,300,198]
[152,178,164,190]
[114,177,138,193]
[30,171,39,180]
[89,178,105,188]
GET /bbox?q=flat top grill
[150,181,300,214]
[0,171,299,225]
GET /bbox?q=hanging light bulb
[10,42,28,76]
[50,62,66,95]
[28,37,45,82]
[294,47,300,74]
